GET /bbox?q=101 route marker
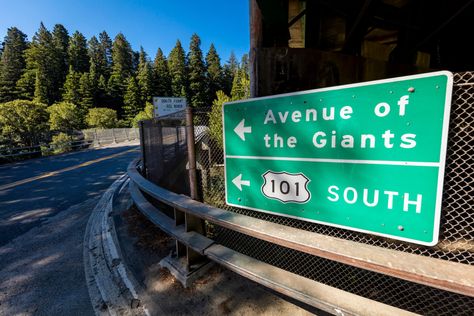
[222,71,453,246]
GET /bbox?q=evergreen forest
[0,24,250,150]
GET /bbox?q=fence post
[186,107,199,201]
[95,129,100,146]
[112,128,117,143]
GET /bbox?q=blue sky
[0,0,250,62]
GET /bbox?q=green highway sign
[223,71,453,246]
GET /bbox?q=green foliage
[16,69,36,100]
[51,24,69,96]
[0,27,28,102]
[0,99,49,146]
[68,31,89,73]
[230,62,250,101]
[50,132,74,154]
[123,76,143,125]
[86,107,117,128]
[30,23,56,104]
[79,72,94,111]
[137,47,153,102]
[153,48,171,96]
[62,66,81,104]
[208,90,231,148]
[205,44,223,105]
[168,40,187,97]
[132,101,153,127]
[47,101,82,132]
[111,33,133,80]
[188,34,207,107]
[222,51,238,95]
[98,31,112,77]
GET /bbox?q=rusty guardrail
[127,158,474,299]
[128,158,420,316]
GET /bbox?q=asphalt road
[0,143,139,315]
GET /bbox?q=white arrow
[232,174,250,191]
[234,119,252,141]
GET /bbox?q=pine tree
[0,27,28,102]
[168,40,187,97]
[111,33,133,79]
[187,34,207,107]
[79,72,94,112]
[231,58,250,101]
[205,43,223,105]
[108,33,133,110]
[16,70,35,100]
[62,66,81,104]
[136,47,153,102]
[152,48,171,97]
[223,51,238,95]
[51,24,69,102]
[123,77,142,125]
[68,31,89,73]
[98,31,112,79]
[29,23,56,104]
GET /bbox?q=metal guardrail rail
[128,158,474,312]
[128,159,417,316]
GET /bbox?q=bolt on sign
[223,71,453,246]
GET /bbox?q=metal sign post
[223,71,453,246]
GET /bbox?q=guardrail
[0,139,93,159]
[1,128,139,161]
[129,107,474,315]
[128,158,417,316]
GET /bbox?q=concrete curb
[83,174,150,316]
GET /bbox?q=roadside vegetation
[0,24,250,152]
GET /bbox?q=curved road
[0,144,139,315]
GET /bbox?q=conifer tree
[187,34,207,107]
[136,47,153,102]
[29,23,56,104]
[205,43,223,105]
[222,51,238,95]
[153,48,171,96]
[168,40,187,97]
[62,66,81,105]
[98,31,112,78]
[0,27,28,102]
[231,59,250,101]
[68,31,89,73]
[108,33,133,108]
[123,77,142,125]
[51,24,69,95]
[79,72,94,112]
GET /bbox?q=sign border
[222,71,453,246]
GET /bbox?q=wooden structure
[250,0,474,96]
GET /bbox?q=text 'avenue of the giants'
[263,95,416,149]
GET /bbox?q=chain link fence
[140,72,474,315]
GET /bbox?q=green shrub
[51,132,74,154]
[132,102,154,127]
[86,108,117,129]
[47,102,82,132]
[208,91,231,149]
[0,99,49,147]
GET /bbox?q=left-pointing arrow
[232,174,250,191]
[234,119,252,141]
